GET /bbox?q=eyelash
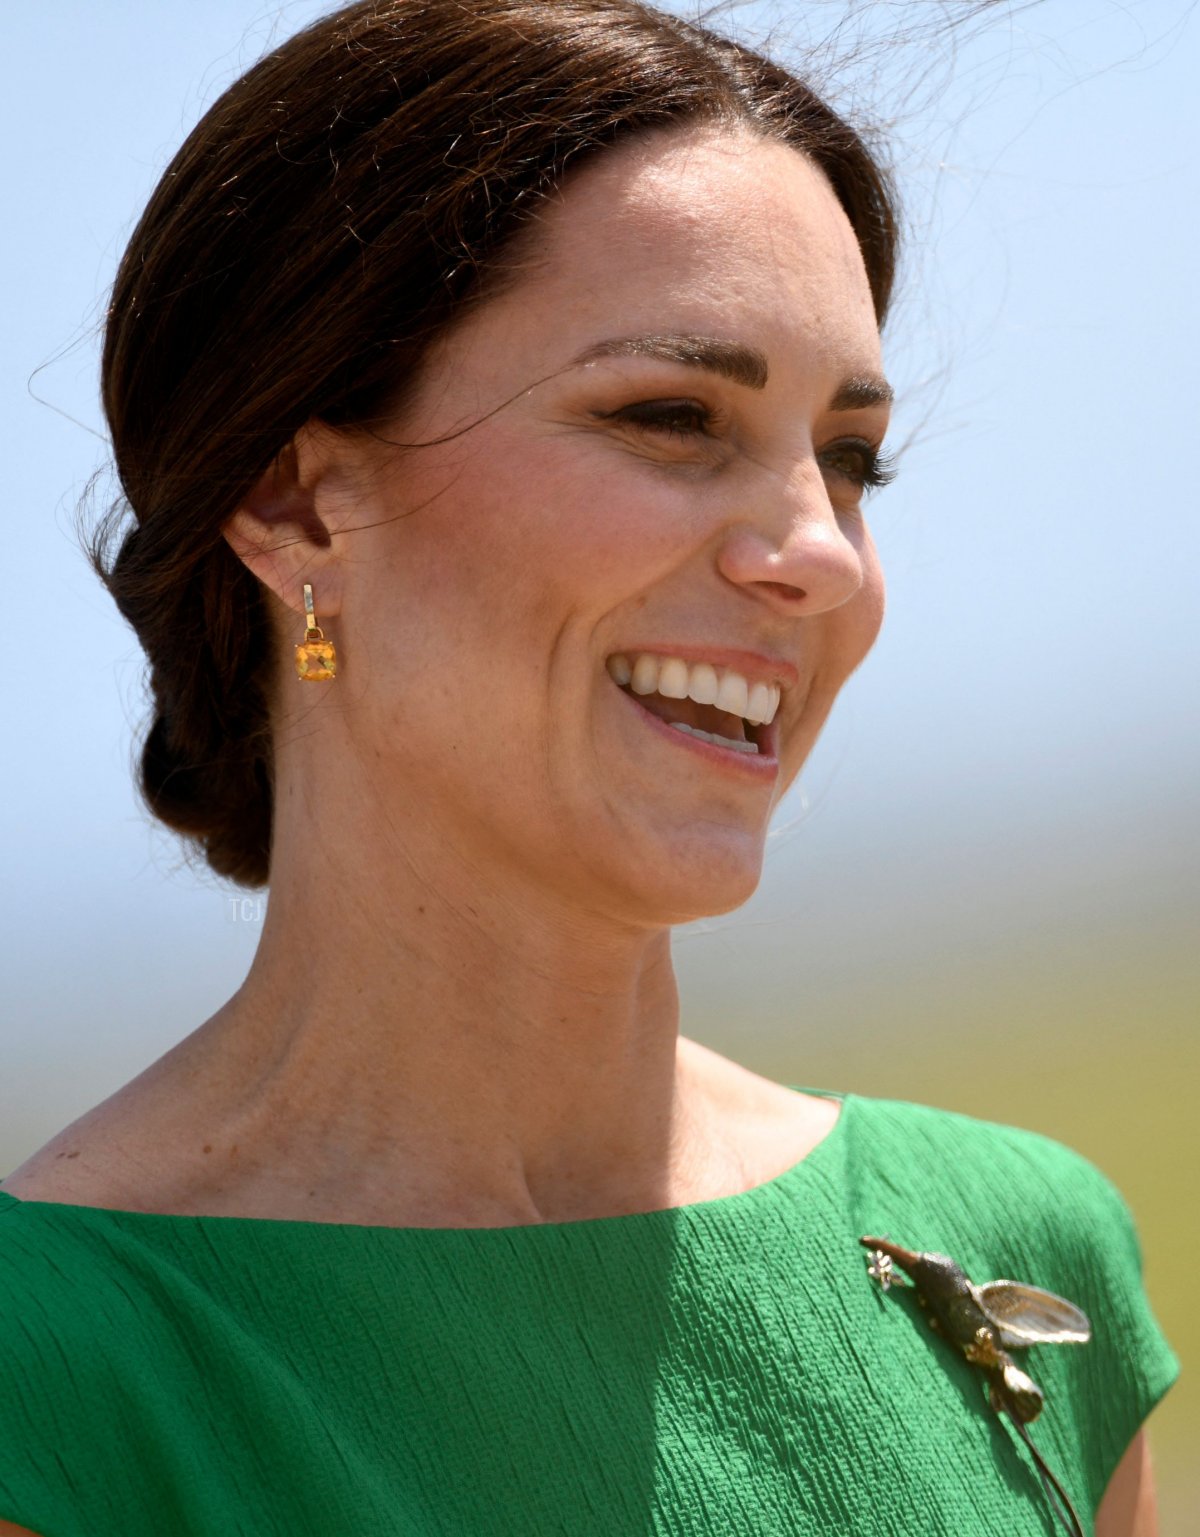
[820,439,899,493]
[604,399,898,493]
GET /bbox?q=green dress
[0,1090,1178,1536]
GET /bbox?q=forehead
[464,124,882,390]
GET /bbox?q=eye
[599,399,713,440]
[819,437,898,495]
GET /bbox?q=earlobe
[221,430,344,617]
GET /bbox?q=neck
[164,762,726,1226]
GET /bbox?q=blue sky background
[2,0,1198,1515]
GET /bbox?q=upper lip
[605,644,799,692]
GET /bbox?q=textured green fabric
[0,1089,1178,1536]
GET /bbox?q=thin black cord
[1005,1412,1085,1537]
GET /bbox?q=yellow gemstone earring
[295,583,337,681]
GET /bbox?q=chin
[614,825,767,926]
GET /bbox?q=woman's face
[339,125,891,925]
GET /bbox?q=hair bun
[141,697,274,888]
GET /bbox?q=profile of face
[253,124,891,929]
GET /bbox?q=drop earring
[295,582,337,681]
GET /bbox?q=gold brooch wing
[972,1280,1092,1348]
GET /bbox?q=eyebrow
[829,375,894,411]
[571,333,892,409]
[572,334,770,390]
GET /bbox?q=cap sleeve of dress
[1030,1140,1180,1516]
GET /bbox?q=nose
[715,464,866,616]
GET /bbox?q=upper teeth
[604,654,781,726]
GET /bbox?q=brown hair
[87,0,899,890]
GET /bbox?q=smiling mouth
[604,652,782,763]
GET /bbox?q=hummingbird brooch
[860,1235,1091,1537]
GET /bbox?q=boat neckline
[0,1086,851,1238]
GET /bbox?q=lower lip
[614,684,780,779]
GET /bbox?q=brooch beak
[860,1234,1091,1537]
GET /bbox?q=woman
[0,1,1176,1533]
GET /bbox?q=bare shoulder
[2,1015,249,1213]
[0,1521,45,1536]
[0,1073,181,1212]
[2,1110,134,1210]
[679,1036,842,1165]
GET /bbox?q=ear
[222,421,350,621]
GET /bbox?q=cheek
[404,429,699,615]
[778,538,885,780]
[831,515,885,668]
[355,433,695,729]
[850,541,886,662]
